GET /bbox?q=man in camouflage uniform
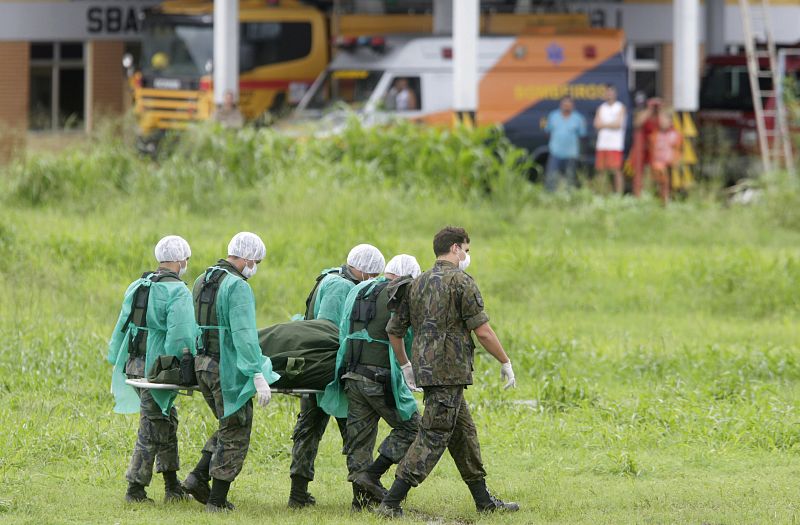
[288,244,385,508]
[377,227,520,517]
[107,235,195,504]
[182,232,273,513]
[339,255,423,511]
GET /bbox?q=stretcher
[124,378,322,398]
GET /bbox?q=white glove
[401,362,421,392]
[500,362,516,390]
[253,373,271,407]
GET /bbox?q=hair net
[227,232,266,261]
[154,235,191,262]
[347,244,385,274]
[385,254,421,278]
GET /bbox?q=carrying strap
[195,267,228,356]
[122,270,181,358]
[346,280,391,374]
[304,267,342,320]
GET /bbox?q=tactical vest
[343,280,393,371]
[194,267,228,358]
[122,270,181,359]
[303,267,343,320]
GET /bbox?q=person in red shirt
[649,111,682,204]
[630,97,663,197]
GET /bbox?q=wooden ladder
[738,0,794,173]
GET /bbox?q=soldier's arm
[228,280,265,376]
[473,322,510,364]
[386,294,412,365]
[460,277,510,364]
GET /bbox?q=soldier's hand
[401,362,421,392]
[501,362,516,390]
[253,373,272,407]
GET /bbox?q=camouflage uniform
[193,260,254,483]
[341,282,420,481]
[125,356,180,486]
[386,260,489,486]
[343,375,420,480]
[289,265,358,483]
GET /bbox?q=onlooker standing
[631,97,664,197]
[214,90,244,129]
[544,96,587,192]
[594,85,627,194]
[649,110,682,204]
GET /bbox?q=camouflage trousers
[125,374,180,486]
[343,378,420,482]
[396,385,486,487]
[290,395,347,481]
[196,369,253,483]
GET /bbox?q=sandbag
[259,319,339,391]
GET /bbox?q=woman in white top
[593,85,627,194]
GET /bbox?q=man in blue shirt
[544,96,587,191]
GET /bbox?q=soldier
[377,227,520,517]
[181,232,278,513]
[107,235,196,504]
[288,244,386,508]
[319,254,423,511]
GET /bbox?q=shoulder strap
[196,267,227,353]
[303,268,341,320]
[120,272,157,357]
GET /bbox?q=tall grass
[1,121,800,523]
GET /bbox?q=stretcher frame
[125,378,321,398]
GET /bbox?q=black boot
[183,452,212,504]
[375,477,411,518]
[163,471,189,503]
[206,478,235,513]
[351,483,382,512]
[466,479,520,513]
[354,454,392,501]
[125,482,154,504]
[288,475,316,509]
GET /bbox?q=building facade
[0,0,798,135]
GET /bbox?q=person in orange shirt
[649,111,682,204]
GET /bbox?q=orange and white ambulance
[294,26,630,162]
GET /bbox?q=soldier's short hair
[433,227,470,256]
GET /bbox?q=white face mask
[178,261,188,278]
[456,246,471,271]
[241,261,257,279]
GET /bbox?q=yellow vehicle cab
[129,0,327,140]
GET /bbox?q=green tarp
[258,319,339,391]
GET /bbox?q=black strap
[196,268,226,356]
[303,268,341,320]
[346,281,390,373]
[122,270,182,358]
[351,364,395,409]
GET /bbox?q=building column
[0,42,29,160]
[214,0,239,105]
[705,0,726,56]
[673,0,699,111]
[453,0,478,121]
[86,40,125,133]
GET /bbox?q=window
[626,44,660,98]
[29,42,85,131]
[699,65,771,111]
[306,70,384,111]
[240,22,312,72]
[383,76,422,112]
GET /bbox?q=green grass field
[1,122,799,524]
